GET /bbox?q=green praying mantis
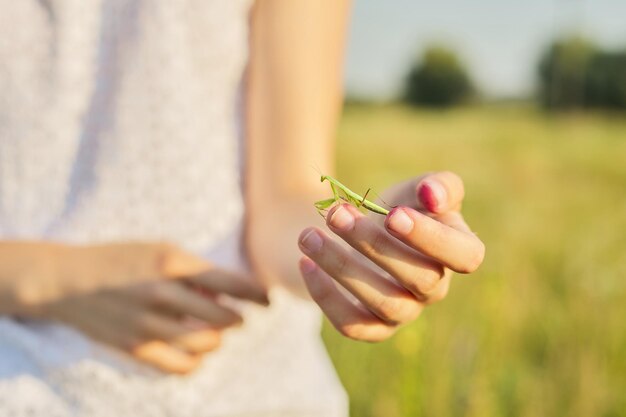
[314,175,390,216]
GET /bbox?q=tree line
[404,36,626,110]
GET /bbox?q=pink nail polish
[419,181,447,212]
[386,208,414,234]
[300,229,323,252]
[329,205,355,231]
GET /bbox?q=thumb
[415,171,465,214]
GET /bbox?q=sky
[344,0,626,99]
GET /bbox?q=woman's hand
[37,266,268,374]
[0,241,268,373]
[297,171,485,342]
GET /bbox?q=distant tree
[585,50,626,109]
[404,46,473,108]
[538,36,597,109]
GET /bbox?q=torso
[0,1,348,415]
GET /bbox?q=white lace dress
[0,1,348,416]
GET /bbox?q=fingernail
[299,257,318,274]
[328,205,355,231]
[300,229,323,252]
[419,180,447,212]
[386,208,414,234]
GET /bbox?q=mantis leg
[357,188,371,208]
[330,182,340,202]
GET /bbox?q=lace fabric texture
[0,1,348,415]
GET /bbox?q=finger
[434,210,473,234]
[425,273,452,305]
[190,269,269,306]
[171,328,222,354]
[298,228,423,325]
[144,282,243,328]
[327,204,445,301]
[95,295,217,354]
[132,340,202,374]
[380,171,464,214]
[385,207,485,274]
[133,310,196,341]
[299,257,398,342]
[46,295,145,351]
[415,171,465,214]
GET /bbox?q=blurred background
[323,1,626,416]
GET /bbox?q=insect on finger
[327,204,445,301]
[316,175,390,216]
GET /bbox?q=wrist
[0,242,64,316]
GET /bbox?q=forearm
[246,197,326,297]
[245,0,351,294]
[0,240,197,316]
[0,241,65,315]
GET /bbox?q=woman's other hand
[298,171,485,342]
[38,266,268,374]
[0,241,268,373]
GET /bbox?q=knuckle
[404,266,443,298]
[362,230,387,258]
[373,296,403,324]
[332,252,351,278]
[425,282,450,304]
[372,295,419,325]
[420,272,443,293]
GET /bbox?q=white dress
[0,1,348,416]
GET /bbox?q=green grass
[324,103,626,417]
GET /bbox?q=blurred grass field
[323,103,626,417]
